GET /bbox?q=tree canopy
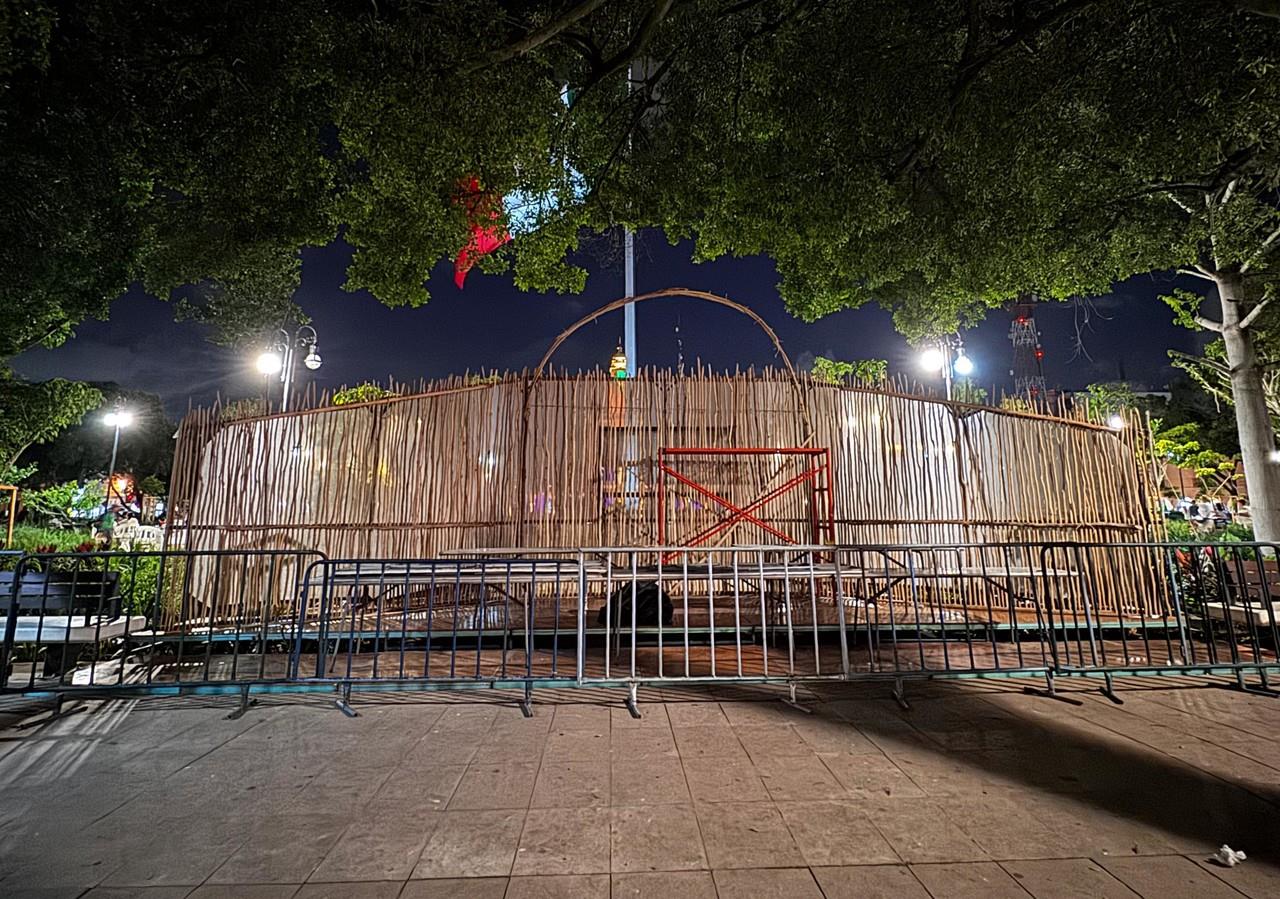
[6,1,1278,344]
[0,374,101,474]
[7,1,1280,532]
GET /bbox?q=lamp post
[103,408,133,502]
[257,325,322,412]
[918,335,974,401]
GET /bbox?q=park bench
[2,569,147,676]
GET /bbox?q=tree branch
[1177,267,1215,281]
[1194,315,1224,333]
[465,0,614,73]
[578,0,677,94]
[891,0,1096,180]
[1231,0,1280,19]
[1239,296,1272,330]
[1241,222,1280,274]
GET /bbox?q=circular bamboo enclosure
[164,291,1162,626]
[169,371,1157,548]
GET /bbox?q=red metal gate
[656,447,835,549]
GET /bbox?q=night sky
[12,232,1208,417]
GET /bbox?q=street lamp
[258,325,321,412]
[103,408,133,502]
[918,335,975,401]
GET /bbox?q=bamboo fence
[165,369,1162,625]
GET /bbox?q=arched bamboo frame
[517,288,811,545]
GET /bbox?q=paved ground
[1,679,1279,898]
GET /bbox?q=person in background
[94,506,117,548]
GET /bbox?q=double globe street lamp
[919,336,975,401]
[257,325,322,412]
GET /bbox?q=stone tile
[82,888,193,898]
[531,758,609,808]
[670,727,747,758]
[544,729,610,761]
[611,871,717,898]
[400,877,508,898]
[910,861,1031,898]
[1000,858,1140,899]
[754,754,846,800]
[513,807,610,875]
[818,751,926,798]
[188,887,300,899]
[663,702,728,727]
[374,765,466,807]
[309,803,439,882]
[206,814,346,885]
[611,755,691,805]
[792,717,883,754]
[934,794,1069,859]
[812,864,932,899]
[610,727,678,757]
[1098,854,1245,899]
[553,704,613,733]
[671,725,747,760]
[694,801,805,869]
[294,882,403,899]
[681,757,770,802]
[775,800,900,866]
[611,704,670,730]
[413,809,525,878]
[471,725,548,764]
[610,803,707,873]
[861,800,989,863]
[713,867,825,898]
[101,826,245,887]
[732,724,814,760]
[505,873,610,898]
[719,701,804,727]
[1192,856,1280,899]
[447,761,537,810]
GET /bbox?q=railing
[291,557,580,692]
[1,548,324,693]
[2,541,1276,704]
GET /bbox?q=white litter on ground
[1210,845,1247,867]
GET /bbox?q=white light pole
[623,62,637,377]
[257,325,322,412]
[102,408,133,502]
[918,335,975,401]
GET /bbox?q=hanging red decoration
[453,177,511,288]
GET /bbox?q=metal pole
[280,340,295,413]
[624,230,636,376]
[942,341,953,401]
[106,424,121,500]
[623,62,636,377]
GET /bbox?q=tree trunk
[1217,270,1280,543]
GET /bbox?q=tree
[811,356,888,387]
[621,3,1280,538]
[10,1,1280,533]
[0,375,101,470]
[20,387,176,484]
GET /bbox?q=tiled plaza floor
[1,678,1278,898]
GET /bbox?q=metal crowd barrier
[1,541,1277,712]
[1039,541,1280,697]
[290,556,582,714]
[1,549,324,702]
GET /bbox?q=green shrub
[7,524,93,554]
[332,382,398,405]
[22,481,104,528]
